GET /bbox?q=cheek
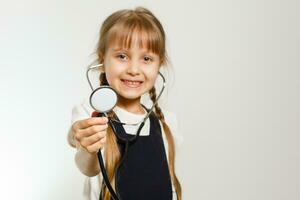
[146,73,159,87]
[104,68,117,86]
[103,60,120,84]
[103,68,114,86]
[144,65,160,82]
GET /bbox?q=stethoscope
[86,63,166,200]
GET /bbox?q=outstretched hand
[71,116,108,154]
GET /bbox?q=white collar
[112,106,150,136]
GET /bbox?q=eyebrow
[111,48,156,55]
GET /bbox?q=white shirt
[70,97,183,200]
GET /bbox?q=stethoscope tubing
[97,113,146,200]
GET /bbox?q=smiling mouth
[121,79,143,88]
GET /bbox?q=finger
[80,131,107,147]
[86,136,107,153]
[73,123,107,141]
[77,117,108,129]
[78,123,108,139]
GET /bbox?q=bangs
[106,18,165,57]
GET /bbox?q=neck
[117,96,145,115]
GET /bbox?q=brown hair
[96,7,181,200]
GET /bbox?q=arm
[75,143,101,177]
[68,121,100,176]
[68,101,106,177]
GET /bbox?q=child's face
[103,39,160,102]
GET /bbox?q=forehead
[106,25,162,55]
[108,38,154,54]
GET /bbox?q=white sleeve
[83,175,102,200]
[163,110,184,149]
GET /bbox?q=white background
[0,0,299,199]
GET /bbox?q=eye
[144,56,153,63]
[117,53,128,61]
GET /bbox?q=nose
[126,60,140,76]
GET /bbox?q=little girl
[68,7,182,200]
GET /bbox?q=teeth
[123,80,142,87]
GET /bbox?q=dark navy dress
[102,111,173,200]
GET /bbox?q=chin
[118,92,143,100]
[117,87,153,100]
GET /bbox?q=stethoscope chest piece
[89,85,118,113]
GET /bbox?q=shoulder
[159,109,184,149]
